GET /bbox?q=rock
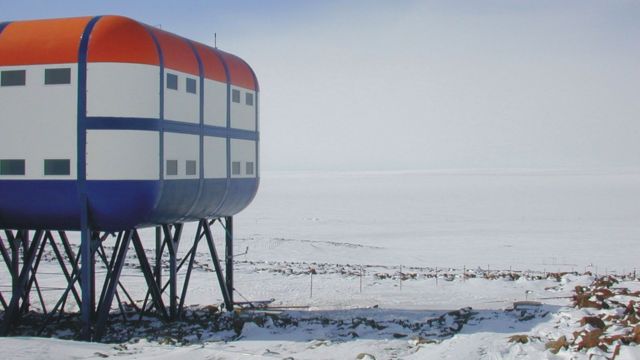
[580,316,606,329]
[508,334,529,344]
[545,335,567,354]
[631,325,640,344]
[576,328,604,350]
[356,353,376,360]
[410,336,438,345]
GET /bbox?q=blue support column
[155,226,162,289]
[203,219,232,311]
[225,216,234,306]
[80,199,94,340]
[94,230,132,340]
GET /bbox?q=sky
[2,1,640,171]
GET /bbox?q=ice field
[2,169,640,359]
[236,169,640,273]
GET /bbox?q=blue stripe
[84,117,259,141]
[186,39,205,217]
[244,59,260,182]
[211,49,233,215]
[144,28,165,213]
[77,16,102,229]
[0,178,257,231]
[0,21,11,35]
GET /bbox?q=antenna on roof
[214,33,217,48]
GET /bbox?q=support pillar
[224,216,234,306]
[79,198,95,340]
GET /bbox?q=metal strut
[0,216,238,340]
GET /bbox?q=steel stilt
[224,216,234,306]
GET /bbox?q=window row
[166,73,197,94]
[0,159,70,176]
[0,158,255,177]
[232,89,254,106]
[0,68,71,87]
[165,160,255,176]
[166,159,197,176]
[232,161,254,176]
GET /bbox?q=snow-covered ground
[1,169,640,359]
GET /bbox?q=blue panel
[0,180,80,230]
[152,179,200,224]
[217,178,259,216]
[86,180,160,231]
[84,117,258,141]
[0,178,257,231]
[185,178,227,219]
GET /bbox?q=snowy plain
[1,169,640,359]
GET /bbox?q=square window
[166,160,178,175]
[0,159,25,175]
[186,160,197,175]
[166,73,178,90]
[245,93,254,106]
[231,161,241,175]
[45,68,71,85]
[44,159,70,175]
[232,89,240,103]
[186,78,197,94]
[1,70,26,86]
[246,161,254,175]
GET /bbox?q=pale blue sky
[3,1,640,171]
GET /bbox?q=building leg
[225,216,234,306]
[80,199,95,340]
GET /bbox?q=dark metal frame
[0,216,235,341]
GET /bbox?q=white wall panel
[203,79,226,127]
[164,132,199,179]
[87,63,159,119]
[230,86,256,131]
[86,130,159,180]
[164,69,199,124]
[230,139,256,178]
[0,64,77,179]
[203,136,226,178]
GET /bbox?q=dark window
[245,93,254,106]
[186,78,197,94]
[44,159,70,175]
[44,68,71,85]
[246,161,254,175]
[0,159,25,175]
[186,160,197,175]
[231,161,241,175]
[1,70,26,86]
[232,89,240,103]
[166,73,178,90]
[166,160,178,175]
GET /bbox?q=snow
[1,169,640,359]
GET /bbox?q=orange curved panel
[0,16,92,66]
[88,16,159,66]
[192,42,226,82]
[216,50,258,91]
[148,27,199,76]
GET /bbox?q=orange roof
[148,27,199,76]
[192,42,227,83]
[0,15,258,91]
[0,16,92,66]
[88,15,159,66]
[216,50,259,91]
